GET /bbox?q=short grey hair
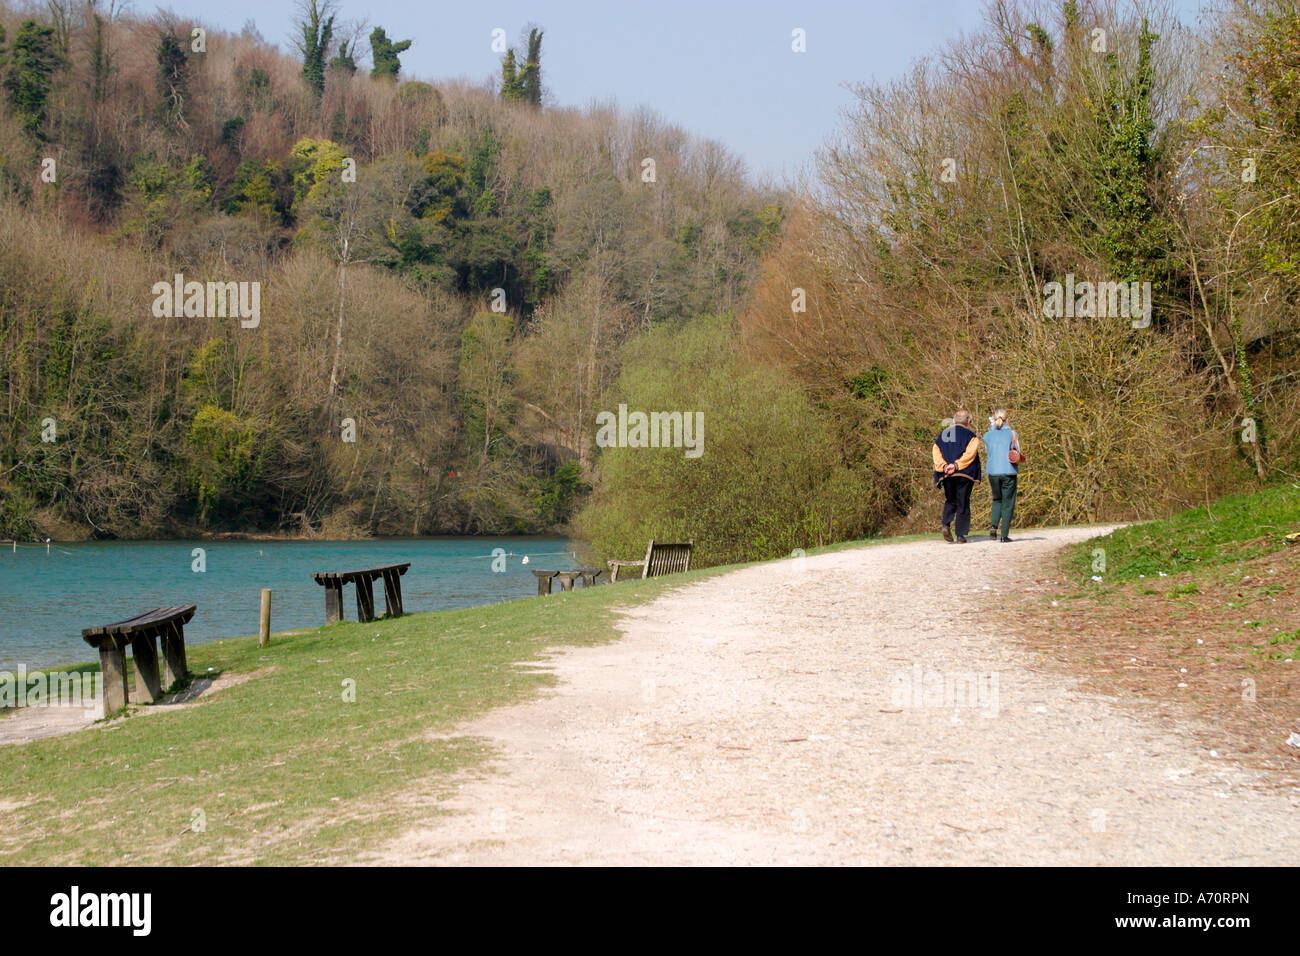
[953,409,972,425]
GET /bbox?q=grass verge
[0,564,741,865]
[1005,483,1300,787]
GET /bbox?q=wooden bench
[531,566,607,595]
[82,605,195,711]
[608,539,693,582]
[311,563,410,624]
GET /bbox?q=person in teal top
[983,408,1022,542]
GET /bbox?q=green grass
[1064,483,1300,585]
[6,523,1152,864]
[1256,626,1300,661]
[0,562,751,865]
[0,530,968,863]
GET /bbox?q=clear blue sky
[156,0,1214,183]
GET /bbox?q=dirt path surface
[374,527,1300,865]
[0,671,258,745]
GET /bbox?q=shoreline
[0,534,588,672]
[2,529,577,544]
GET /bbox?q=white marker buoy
[522,555,530,565]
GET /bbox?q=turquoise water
[0,537,583,670]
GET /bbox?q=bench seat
[83,604,195,711]
[531,566,607,595]
[311,563,410,624]
[608,540,693,582]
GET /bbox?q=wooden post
[160,620,188,688]
[98,640,128,712]
[355,576,376,623]
[381,570,403,618]
[324,582,343,624]
[131,633,164,703]
[259,589,272,647]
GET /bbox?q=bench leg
[382,570,403,618]
[535,573,553,597]
[324,583,343,624]
[131,632,164,704]
[98,641,128,712]
[355,578,376,623]
[557,574,576,592]
[161,621,188,689]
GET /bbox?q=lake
[0,536,582,670]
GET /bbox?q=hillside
[0,2,782,540]
[3,0,1300,574]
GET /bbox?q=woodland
[0,0,1296,568]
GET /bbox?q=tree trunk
[327,251,348,411]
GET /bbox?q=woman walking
[982,408,1023,542]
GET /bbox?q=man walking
[982,408,1022,542]
[932,409,981,543]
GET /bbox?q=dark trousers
[941,478,973,538]
[989,474,1018,537]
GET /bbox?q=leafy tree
[529,459,583,526]
[499,48,524,102]
[329,40,357,75]
[369,27,411,80]
[287,137,347,210]
[417,149,468,222]
[117,155,213,247]
[575,317,873,565]
[1090,19,1167,282]
[520,28,543,106]
[3,20,62,138]
[155,31,189,127]
[498,28,543,106]
[224,158,283,223]
[184,404,261,524]
[294,0,336,96]
[243,66,270,104]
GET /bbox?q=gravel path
[374,527,1300,865]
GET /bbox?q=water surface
[0,537,582,670]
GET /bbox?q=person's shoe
[956,535,968,544]
[989,530,998,540]
[942,526,953,542]
[999,536,1013,543]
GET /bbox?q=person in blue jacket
[931,409,981,543]
[982,408,1022,542]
